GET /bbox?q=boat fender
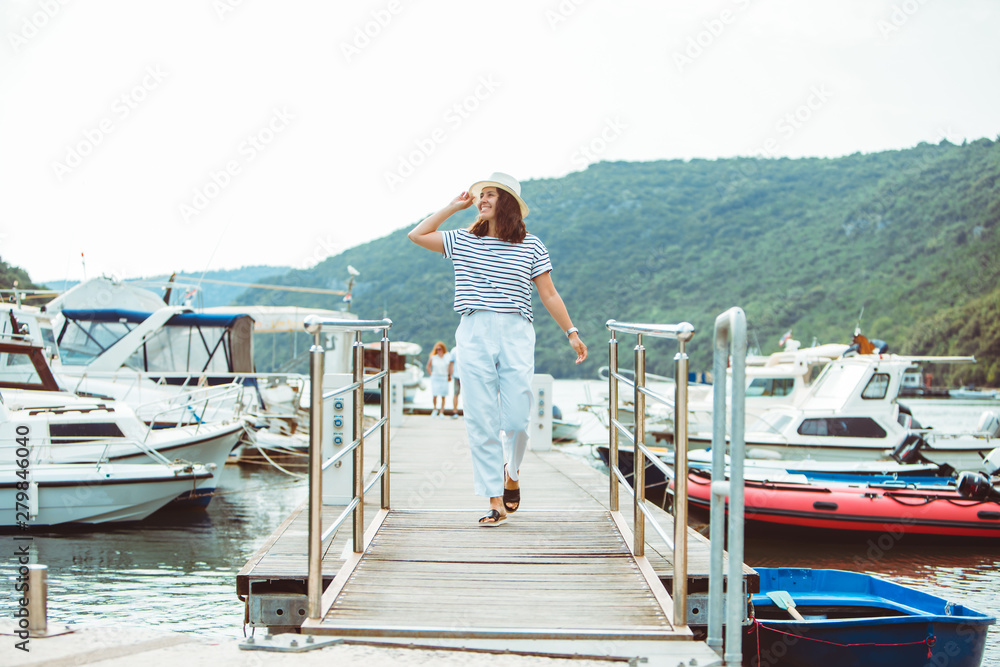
[956,471,999,501]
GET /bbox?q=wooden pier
[238,414,756,663]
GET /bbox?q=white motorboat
[0,460,215,527]
[0,335,244,505]
[1,278,355,440]
[688,350,999,471]
[588,338,845,443]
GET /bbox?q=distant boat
[745,568,994,667]
[949,387,1000,400]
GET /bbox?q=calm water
[3,382,998,664]
[3,465,308,637]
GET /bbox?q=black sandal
[504,465,520,513]
[478,509,506,526]
[503,487,520,513]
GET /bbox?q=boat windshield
[811,362,869,402]
[746,377,795,397]
[57,318,136,365]
[749,412,793,434]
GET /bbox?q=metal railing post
[705,307,747,665]
[306,330,325,620]
[380,332,391,510]
[608,330,619,513]
[673,334,692,629]
[633,335,645,558]
[353,332,365,553]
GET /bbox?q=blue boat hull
[744,568,994,667]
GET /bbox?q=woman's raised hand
[451,191,476,211]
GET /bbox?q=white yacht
[688,352,998,470]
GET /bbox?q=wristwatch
[565,327,579,338]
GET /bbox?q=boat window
[49,422,126,443]
[811,363,868,401]
[58,319,137,365]
[750,413,793,434]
[0,350,46,388]
[862,373,891,400]
[797,417,887,438]
[746,377,795,397]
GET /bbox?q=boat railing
[706,307,748,665]
[18,429,179,468]
[138,381,246,438]
[65,369,308,419]
[303,316,392,621]
[606,318,695,630]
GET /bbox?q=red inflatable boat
[685,468,1000,539]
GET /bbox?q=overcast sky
[2,0,998,284]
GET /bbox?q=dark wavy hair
[468,189,526,244]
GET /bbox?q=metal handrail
[304,317,392,621]
[606,318,695,630]
[705,307,747,666]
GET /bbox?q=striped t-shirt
[441,229,553,322]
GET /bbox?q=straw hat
[468,172,529,218]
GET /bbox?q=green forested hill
[233,139,1000,384]
[0,258,46,292]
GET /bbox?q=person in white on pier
[408,172,587,526]
[426,341,452,418]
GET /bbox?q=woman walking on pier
[408,172,587,526]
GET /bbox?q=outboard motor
[957,446,1000,500]
[891,433,929,464]
[957,471,1000,501]
[977,411,1000,439]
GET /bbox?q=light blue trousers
[455,311,534,498]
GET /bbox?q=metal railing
[706,307,747,666]
[606,318,695,629]
[303,316,392,621]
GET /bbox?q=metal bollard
[27,564,47,634]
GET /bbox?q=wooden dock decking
[239,414,755,663]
